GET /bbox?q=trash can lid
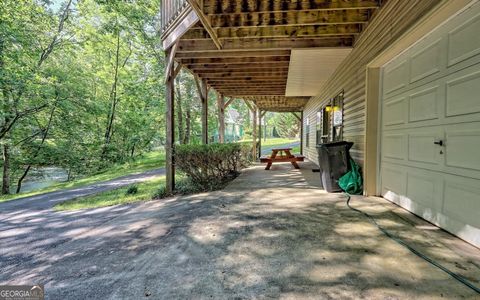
[316,141,354,149]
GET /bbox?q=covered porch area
[172,161,480,298]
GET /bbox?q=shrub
[125,184,139,195]
[152,177,197,199]
[175,142,252,189]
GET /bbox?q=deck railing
[161,0,190,36]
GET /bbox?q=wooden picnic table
[260,147,305,170]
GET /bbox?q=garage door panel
[383,60,409,96]
[381,164,407,197]
[406,171,443,211]
[445,128,480,172]
[447,13,480,67]
[446,66,480,117]
[408,85,440,122]
[410,38,443,83]
[408,131,442,165]
[383,97,407,126]
[382,133,407,160]
[443,176,480,228]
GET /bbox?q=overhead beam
[178,56,290,65]
[208,9,371,28]
[192,66,289,73]
[196,72,288,78]
[187,0,222,49]
[187,63,289,70]
[175,50,291,58]
[178,37,353,51]
[203,0,380,14]
[183,24,362,40]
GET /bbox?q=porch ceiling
[173,0,384,111]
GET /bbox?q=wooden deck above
[161,0,385,112]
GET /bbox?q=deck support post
[194,76,209,144]
[217,92,225,143]
[165,45,178,194]
[258,110,263,158]
[252,106,257,160]
[300,111,304,155]
[201,79,209,144]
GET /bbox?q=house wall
[302,0,441,167]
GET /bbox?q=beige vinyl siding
[302,0,441,167]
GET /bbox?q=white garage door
[380,2,480,248]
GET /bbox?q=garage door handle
[434,140,443,146]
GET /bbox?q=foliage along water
[11,167,69,194]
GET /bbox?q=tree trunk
[103,27,121,157]
[184,105,191,144]
[175,76,185,144]
[2,144,10,195]
[16,99,58,193]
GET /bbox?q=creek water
[11,167,69,194]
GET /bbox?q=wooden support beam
[165,47,176,193]
[258,110,262,159]
[164,42,179,84]
[208,9,371,28]
[197,71,288,77]
[224,97,235,108]
[217,92,225,143]
[183,24,362,40]
[187,64,289,73]
[176,50,291,59]
[203,0,381,14]
[201,79,209,144]
[252,105,257,160]
[187,0,222,49]
[178,37,353,51]
[291,112,301,122]
[300,111,304,155]
[173,62,183,79]
[178,56,290,65]
[243,98,254,112]
[193,75,210,144]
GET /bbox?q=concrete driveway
[1,162,479,299]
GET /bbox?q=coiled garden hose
[345,193,480,294]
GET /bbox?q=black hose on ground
[345,193,480,294]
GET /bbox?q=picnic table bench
[260,147,305,170]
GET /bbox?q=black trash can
[316,141,353,192]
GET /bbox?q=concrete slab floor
[1,161,479,299]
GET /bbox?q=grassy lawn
[0,151,165,203]
[243,137,301,154]
[54,176,166,211]
[243,137,298,147]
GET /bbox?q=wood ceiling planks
[170,0,383,111]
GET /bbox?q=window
[305,117,310,148]
[331,91,344,141]
[317,90,344,144]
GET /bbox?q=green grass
[54,176,166,211]
[242,137,301,154]
[243,137,298,147]
[0,151,165,203]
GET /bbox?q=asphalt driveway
[0,168,165,213]
[1,162,479,299]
